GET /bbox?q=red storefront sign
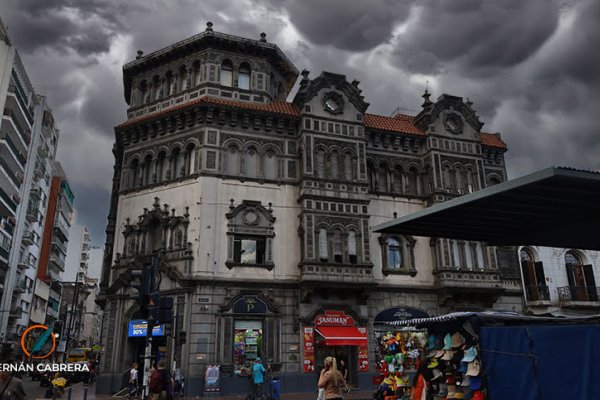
[314,310,355,327]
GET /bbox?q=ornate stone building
[98,23,522,394]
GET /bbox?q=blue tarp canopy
[387,311,600,400]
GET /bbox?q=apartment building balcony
[0,187,17,215]
[17,253,35,270]
[30,185,42,200]
[25,203,41,223]
[46,306,59,319]
[0,134,26,167]
[21,230,35,246]
[49,253,66,272]
[37,143,49,158]
[33,162,45,181]
[557,286,600,308]
[6,83,34,127]
[51,236,68,255]
[9,305,23,318]
[14,278,27,294]
[53,219,69,241]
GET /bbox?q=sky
[2,0,599,245]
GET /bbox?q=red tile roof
[118,95,300,128]
[363,113,425,136]
[117,96,507,149]
[480,132,507,149]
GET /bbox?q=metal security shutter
[265,317,280,363]
[223,316,233,363]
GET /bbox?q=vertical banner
[302,326,315,373]
[357,327,369,372]
[204,364,220,392]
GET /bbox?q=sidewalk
[92,389,374,400]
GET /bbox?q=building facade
[519,246,600,316]
[98,24,522,394]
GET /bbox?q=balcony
[17,253,34,270]
[21,230,35,246]
[49,253,65,272]
[9,305,23,318]
[299,263,375,287]
[14,279,27,294]
[30,186,42,200]
[557,286,600,308]
[25,204,40,223]
[51,237,67,255]
[434,268,504,307]
[53,219,69,241]
[38,143,49,158]
[33,162,45,181]
[525,285,551,303]
[46,306,59,319]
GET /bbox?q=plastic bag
[317,388,325,400]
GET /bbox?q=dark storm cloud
[1,0,599,243]
[264,0,414,51]
[2,0,141,56]
[392,0,561,75]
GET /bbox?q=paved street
[22,375,373,400]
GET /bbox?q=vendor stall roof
[385,311,600,328]
[374,167,600,250]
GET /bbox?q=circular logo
[21,324,56,359]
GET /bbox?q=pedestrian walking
[318,357,348,400]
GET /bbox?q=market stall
[384,311,600,400]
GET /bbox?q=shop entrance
[315,340,359,385]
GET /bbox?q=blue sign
[128,320,165,337]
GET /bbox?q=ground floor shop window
[233,320,263,376]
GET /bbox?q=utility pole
[141,255,158,400]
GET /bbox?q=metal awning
[374,167,600,250]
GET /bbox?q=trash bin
[270,377,280,399]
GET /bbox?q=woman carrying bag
[317,357,348,400]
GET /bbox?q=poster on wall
[204,364,220,392]
[303,326,315,373]
[358,327,369,371]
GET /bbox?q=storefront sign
[373,307,429,324]
[232,296,267,314]
[302,327,315,373]
[314,310,355,327]
[127,320,165,337]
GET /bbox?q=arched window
[377,165,388,192]
[315,150,325,178]
[487,176,501,186]
[392,168,403,193]
[156,152,166,182]
[455,168,463,193]
[367,163,376,191]
[386,238,402,270]
[330,152,339,180]
[318,228,328,262]
[519,247,549,300]
[245,147,257,178]
[238,62,250,90]
[408,167,419,195]
[129,159,139,188]
[152,76,161,101]
[443,167,452,191]
[226,146,239,176]
[333,230,342,263]
[172,148,184,178]
[348,231,357,264]
[221,59,233,87]
[264,151,276,180]
[142,155,152,186]
[564,251,596,301]
[148,220,163,252]
[344,154,353,180]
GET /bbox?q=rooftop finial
[206,21,213,32]
[136,50,144,59]
[259,32,267,42]
[466,97,473,107]
[421,81,432,109]
[301,69,310,79]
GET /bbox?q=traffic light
[53,320,63,339]
[146,293,160,322]
[159,296,173,325]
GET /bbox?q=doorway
[315,343,358,386]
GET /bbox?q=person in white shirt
[128,362,139,398]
